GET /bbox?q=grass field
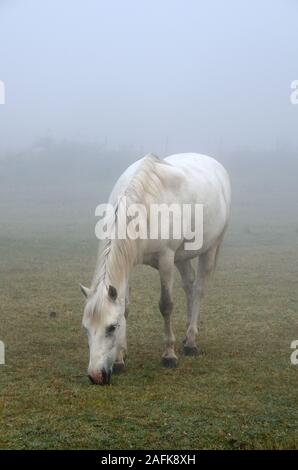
[0,178,298,449]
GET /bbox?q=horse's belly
[174,247,202,263]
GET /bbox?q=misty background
[0,0,297,244]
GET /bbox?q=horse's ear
[80,284,91,298]
[108,285,117,301]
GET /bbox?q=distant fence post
[0,340,5,364]
[0,80,5,104]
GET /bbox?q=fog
[1,0,298,153]
[0,0,298,238]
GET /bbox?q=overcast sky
[0,0,297,156]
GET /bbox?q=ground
[0,184,297,449]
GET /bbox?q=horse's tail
[200,231,225,282]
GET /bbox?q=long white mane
[88,154,168,314]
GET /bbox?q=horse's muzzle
[88,369,111,385]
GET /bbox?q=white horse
[80,153,231,385]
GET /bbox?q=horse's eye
[106,324,117,336]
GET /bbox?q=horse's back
[110,153,230,201]
[165,153,230,195]
[108,152,231,255]
[163,153,231,253]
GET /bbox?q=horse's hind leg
[179,244,218,356]
[176,259,196,330]
[158,249,178,368]
[176,259,200,356]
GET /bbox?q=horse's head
[80,283,126,385]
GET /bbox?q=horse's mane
[87,154,168,315]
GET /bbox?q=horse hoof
[161,357,178,368]
[113,362,125,374]
[183,345,199,356]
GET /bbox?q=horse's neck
[94,155,162,292]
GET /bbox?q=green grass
[0,200,298,449]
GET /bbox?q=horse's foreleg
[122,284,129,358]
[113,285,129,374]
[158,249,177,368]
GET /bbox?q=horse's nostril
[88,371,103,385]
[88,370,111,385]
[88,374,97,384]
